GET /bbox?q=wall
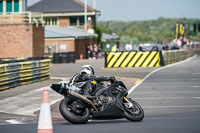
[44,37,97,59]
[32,25,44,57]
[0,14,24,24]
[0,24,44,58]
[58,16,70,27]
[75,38,97,59]
[58,16,93,30]
[44,39,75,55]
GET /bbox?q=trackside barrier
[105,49,200,68]
[0,57,50,64]
[105,51,161,68]
[0,59,51,91]
[53,52,76,64]
[162,50,189,65]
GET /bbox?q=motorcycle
[51,78,144,124]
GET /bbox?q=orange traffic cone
[37,89,53,133]
[80,54,83,60]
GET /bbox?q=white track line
[0,86,62,116]
[0,81,69,116]
[143,105,200,108]
[133,97,200,100]
[145,117,200,120]
[132,91,200,94]
[50,77,70,81]
[5,119,24,124]
[128,55,197,94]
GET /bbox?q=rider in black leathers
[68,65,115,98]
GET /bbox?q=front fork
[123,97,133,108]
[123,97,140,114]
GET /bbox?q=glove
[60,82,67,88]
[95,76,109,82]
[109,76,116,83]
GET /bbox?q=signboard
[175,23,185,38]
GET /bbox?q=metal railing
[0,12,45,26]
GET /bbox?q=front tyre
[59,98,90,124]
[123,98,144,122]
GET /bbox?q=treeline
[97,17,200,44]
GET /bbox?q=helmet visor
[81,67,92,75]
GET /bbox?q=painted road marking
[0,80,69,116]
[0,86,63,116]
[133,97,200,99]
[143,106,200,108]
[135,78,141,85]
[5,119,25,124]
[145,117,200,120]
[50,77,70,81]
[131,91,200,94]
[128,55,197,94]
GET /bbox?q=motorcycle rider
[68,65,115,99]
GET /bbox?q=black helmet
[80,65,95,76]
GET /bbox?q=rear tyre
[59,98,90,124]
[123,98,144,122]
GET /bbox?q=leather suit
[68,73,109,98]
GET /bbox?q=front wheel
[123,98,144,122]
[59,98,90,124]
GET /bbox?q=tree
[97,18,200,43]
[191,33,200,42]
[94,27,103,44]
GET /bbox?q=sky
[28,0,200,21]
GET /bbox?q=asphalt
[0,58,153,123]
[50,58,157,78]
[1,55,200,133]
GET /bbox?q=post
[104,52,107,68]
[159,50,165,66]
[29,12,31,23]
[3,0,6,14]
[93,0,96,8]
[84,0,87,31]
[26,24,30,58]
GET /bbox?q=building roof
[28,0,100,14]
[45,26,97,39]
[45,28,74,38]
[102,33,120,42]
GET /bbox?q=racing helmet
[80,65,95,76]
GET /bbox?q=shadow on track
[60,119,144,125]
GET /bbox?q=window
[193,24,196,33]
[6,0,12,12]
[198,24,200,32]
[45,17,58,26]
[70,16,85,26]
[79,16,84,26]
[52,18,57,25]
[0,1,3,13]
[45,18,50,25]
[70,16,77,26]
[14,0,19,12]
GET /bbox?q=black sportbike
[51,78,144,124]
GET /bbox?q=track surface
[0,56,200,133]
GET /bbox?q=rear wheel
[123,98,144,122]
[59,98,90,124]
